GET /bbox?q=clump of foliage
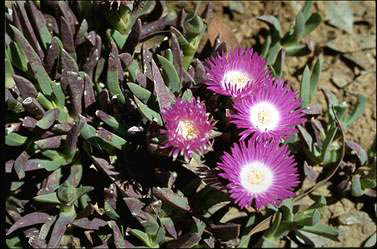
[5,1,375,248]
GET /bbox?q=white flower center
[240,161,274,194]
[222,71,251,90]
[176,120,198,140]
[249,102,280,132]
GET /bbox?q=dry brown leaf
[207,16,240,50]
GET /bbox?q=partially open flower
[205,48,269,97]
[161,98,215,161]
[231,78,306,142]
[218,140,300,209]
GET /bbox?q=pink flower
[231,78,306,142]
[205,48,269,97]
[161,98,216,161]
[218,139,300,209]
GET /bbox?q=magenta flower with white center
[218,139,300,209]
[231,78,306,142]
[161,98,215,161]
[205,48,269,97]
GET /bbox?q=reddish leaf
[72,217,107,230]
[6,212,51,236]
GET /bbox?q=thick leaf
[83,35,101,79]
[104,201,120,220]
[34,135,65,150]
[130,229,153,247]
[309,54,323,102]
[65,117,85,157]
[6,132,28,147]
[66,164,83,188]
[301,1,314,23]
[107,54,126,104]
[134,96,163,126]
[170,33,184,80]
[151,58,175,111]
[8,41,29,72]
[160,217,177,239]
[261,35,272,58]
[36,109,59,129]
[302,13,321,37]
[300,65,311,108]
[10,25,53,96]
[282,12,305,46]
[257,15,282,38]
[344,95,366,128]
[61,48,79,73]
[13,74,38,99]
[346,141,368,165]
[300,224,339,241]
[44,37,62,73]
[15,1,45,59]
[153,187,191,212]
[181,89,193,101]
[351,175,363,197]
[48,214,75,248]
[75,19,88,45]
[96,127,128,150]
[72,218,107,230]
[26,1,52,50]
[67,71,84,117]
[109,221,133,248]
[5,53,15,89]
[60,16,76,59]
[272,48,285,78]
[6,212,51,236]
[127,83,152,103]
[157,54,181,94]
[266,41,281,66]
[239,215,256,247]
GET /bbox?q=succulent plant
[6,1,374,248]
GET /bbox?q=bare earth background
[169,1,376,247]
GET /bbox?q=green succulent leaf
[130,229,154,247]
[134,96,163,126]
[261,35,272,58]
[344,95,367,128]
[181,89,193,101]
[157,54,181,94]
[266,41,281,66]
[5,53,15,89]
[282,12,305,46]
[351,175,364,197]
[153,187,191,212]
[309,54,323,102]
[302,13,322,37]
[107,54,126,104]
[127,82,152,103]
[104,201,120,220]
[257,15,282,38]
[300,65,311,108]
[10,25,53,96]
[300,223,339,241]
[8,41,29,73]
[34,192,61,204]
[301,1,314,23]
[6,132,28,147]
